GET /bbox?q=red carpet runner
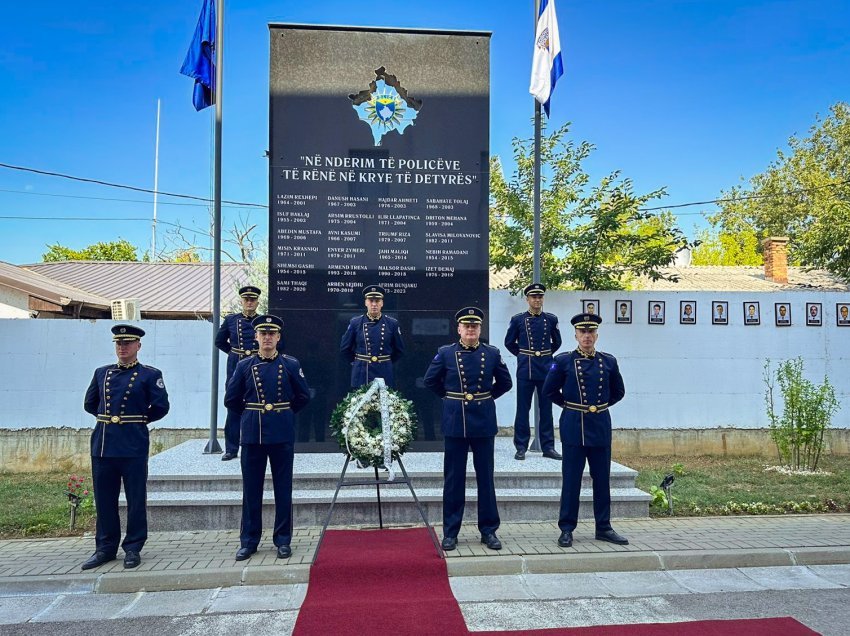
[477,617,819,635]
[294,528,819,636]
[293,527,466,635]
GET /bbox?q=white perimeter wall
[0,287,30,319]
[0,288,848,431]
[0,319,224,430]
[490,290,850,430]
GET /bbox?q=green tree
[708,101,850,279]
[42,239,140,262]
[490,124,693,291]
[691,227,762,266]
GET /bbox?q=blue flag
[179,0,216,111]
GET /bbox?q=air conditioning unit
[111,299,142,321]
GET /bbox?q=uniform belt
[96,414,149,424]
[354,354,391,363]
[446,391,492,402]
[564,401,609,414]
[245,402,291,412]
[231,348,255,356]
[519,349,552,357]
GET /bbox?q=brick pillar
[762,236,789,283]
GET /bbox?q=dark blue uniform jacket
[542,349,625,447]
[84,363,170,457]
[224,354,310,445]
[424,342,513,438]
[340,314,404,387]
[216,313,285,380]
[504,311,562,381]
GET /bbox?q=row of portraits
[580,300,850,327]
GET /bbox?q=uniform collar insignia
[575,348,596,359]
[459,340,480,351]
[117,360,140,369]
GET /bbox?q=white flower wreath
[330,378,417,481]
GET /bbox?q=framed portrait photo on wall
[614,300,632,324]
[806,302,822,326]
[680,300,696,324]
[711,301,729,325]
[582,299,600,317]
[775,302,792,326]
[743,301,760,325]
[838,303,850,326]
[648,301,665,325]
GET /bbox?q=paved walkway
[1,514,849,594]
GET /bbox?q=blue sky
[0,0,847,264]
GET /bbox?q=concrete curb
[0,575,96,597]
[446,547,850,579]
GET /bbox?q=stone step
[145,471,638,493]
[132,487,651,530]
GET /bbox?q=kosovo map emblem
[349,67,422,146]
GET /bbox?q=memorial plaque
[269,24,491,450]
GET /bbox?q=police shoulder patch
[299,368,305,377]
[156,377,165,389]
[549,363,558,371]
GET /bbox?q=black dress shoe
[514,449,526,460]
[235,547,257,561]
[595,529,629,545]
[81,551,116,571]
[480,533,502,550]
[123,551,141,569]
[542,449,563,460]
[557,530,573,547]
[276,545,292,559]
[441,536,457,551]
[221,452,237,461]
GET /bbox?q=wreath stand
[312,454,442,564]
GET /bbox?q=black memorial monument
[268,24,491,450]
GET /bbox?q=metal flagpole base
[203,438,223,454]
[312,455,442,565]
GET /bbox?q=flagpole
[529,0,543,454]
[205,0,225,454]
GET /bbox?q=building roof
[488,266,849,292]
[23,262,250,314]
[0,261,111,309]
[636,266,850,292]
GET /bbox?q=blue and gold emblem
[350,66,422,146]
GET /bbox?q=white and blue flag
[529,0,564,117]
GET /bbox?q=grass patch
[627,454,850,517]
[0,471,96,539]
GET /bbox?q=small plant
[671,462,687,477]
[649,485,668,510]
[764,358,840,472]
[66,474,91,530]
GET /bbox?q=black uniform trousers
[240,442,294,549]
[224,409,241,455]
[558,444,613,533]
[443,436,500,538]
[91,455,148,555]
[513,378,555,452]
[223,354,241,455]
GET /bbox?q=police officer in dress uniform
[216,286,285,461]
[81,324,170,570]
[424,307,513,552]
[224,315,310,561]
[340,285,405,388]
[504,283,563,461]
[542,313,629,548]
